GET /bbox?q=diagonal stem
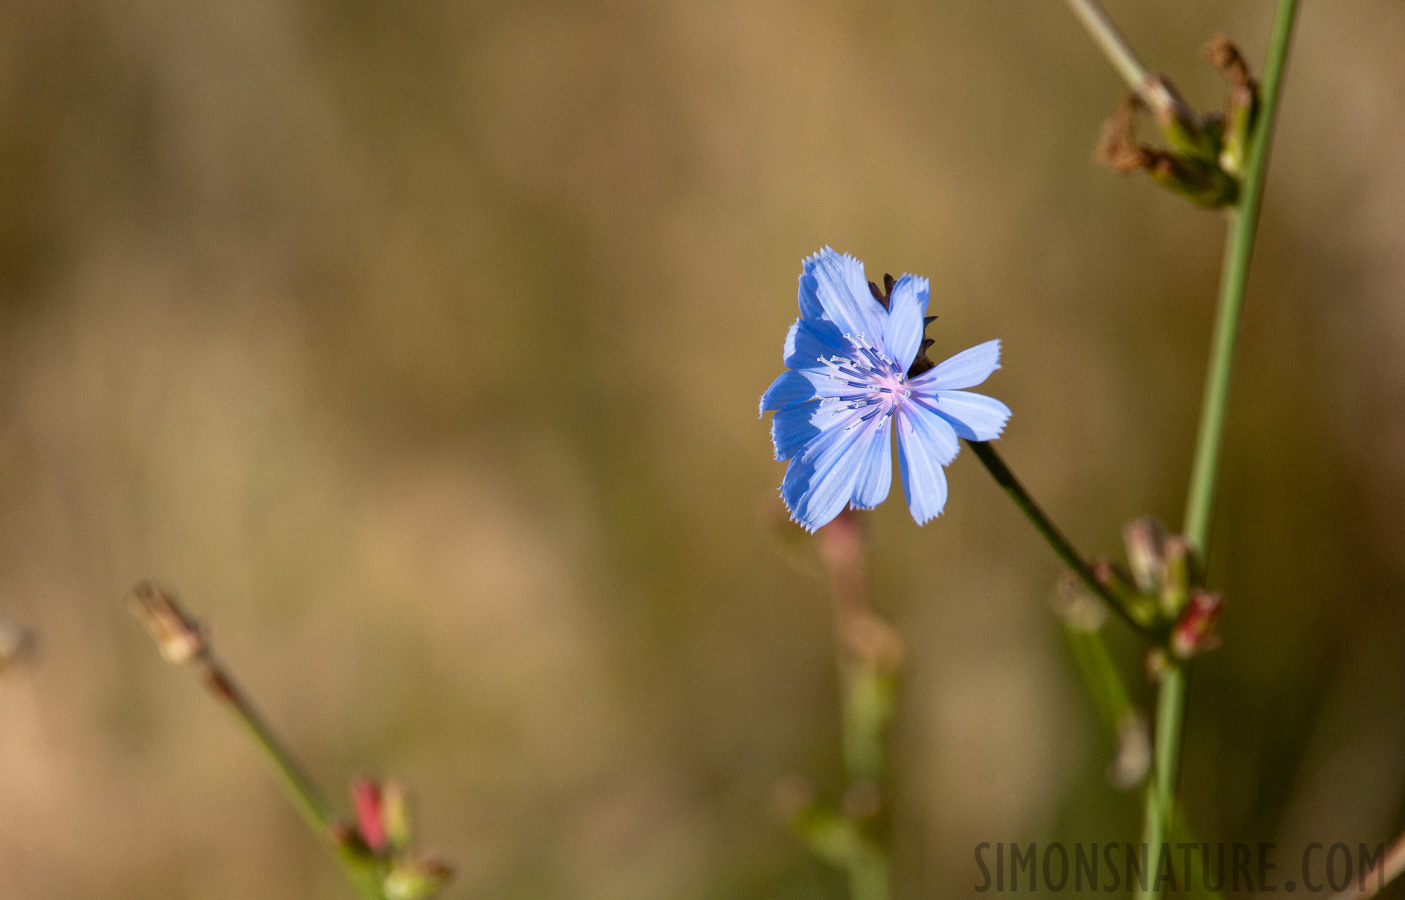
[1064,0,1150,95]
[131,583,386,900]
[966,440,1151,636]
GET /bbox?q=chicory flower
[761,248,1010,531]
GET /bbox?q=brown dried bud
[1095,95,1152,174]
[129,581,206,664]
[1204,36,1254,90]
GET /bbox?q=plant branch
[130,582,386,900]
[1182,0,1301,555]
[1064,0,1150,96]
[1141,4,1300,900]
[967,440,1151,636]
[814,513,896,900]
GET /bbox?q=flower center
[827,340,910,421]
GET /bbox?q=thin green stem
[1135,665,1187,900]
[967,440,1150,636]
[130,582,386,900]
[1143,6,1300,900]
[815,514,895,900]
[1064,0,1150,95]
[201,656,387,900]
[1183,0,1301,554]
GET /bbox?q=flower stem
[1182,0,1301,554]
[966,440,1150,636]
[1143,5,1300,900]
[130,583,386,900]
[1135,663,1187,900]
[815,513,897,900]
[1063,0,1150,95]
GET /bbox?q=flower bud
[383,857,453,900]
[1205,36,1259,176]
[1171,589,1223,659]
[381,781,412,852]
[1158,535,1191,617]
[1122,517,1166,594]
[129,581,206,664]
[1095,95,1151,174]
[1143,75,1218,164]
[352,778,389,856]
[1094,561,1158,626]
[1146,154,1238,208]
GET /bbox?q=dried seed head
[129,581,206,664]
[1096,95,1152,174]
[1204,35,1253,90]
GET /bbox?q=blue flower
[760,248,1010,531]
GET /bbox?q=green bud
[1219,83,1259,176]
[1158,536,1191,617]
[1144,75,1218,165]
[788,803,866,868]
[1204,36,1260,177]
[383,857,453,900]
[381,782,412,852]
[1146,153,1238,208]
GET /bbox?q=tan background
[1,1,1403,897]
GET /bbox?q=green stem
[967,440,1150,636]
[201,657,387,900]
[1135,665,1187,900]
[1143,6,1300,900]
[1182,0,1301,554]
[1064,0,1150,95]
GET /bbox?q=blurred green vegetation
[1,1,1403,897]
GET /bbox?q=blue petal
[799,248,887,345]
[849,416,893,510]
[882,275,930,371]
[930,390,1011,441]
[781,413,875,531]
[784,317,847,370]
[771,397,855,461]
[911,339,1001,391]
[760,370,817,416]
[771,400,819,461]
[896,403,959,524]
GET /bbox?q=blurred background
[0,0,1403,897]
